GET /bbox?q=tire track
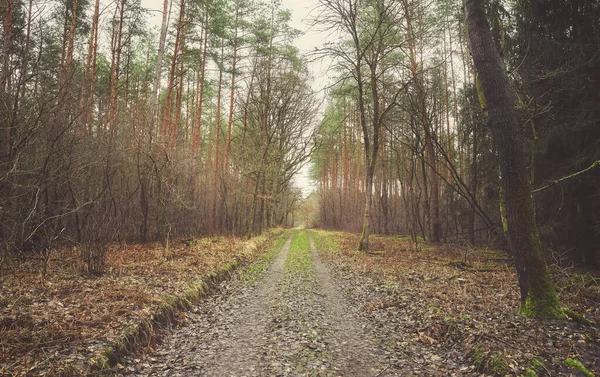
[309,233,393,376]
[125,234,293,376]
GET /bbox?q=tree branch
[532,160,600,194]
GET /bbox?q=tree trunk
[79,0,99,132]
[162,0,183,145]
[212,41,224,232]
[355,44,370,250]
[109,0,125,134]
[173,8,186,148]
[192,13,208,160]
[468,107,478,245]
[224,7,239,170]
[152,0,171,110]
[464,0,562,318]
[359,53,383,250]
[60,0,79,97]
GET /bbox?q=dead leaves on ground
[316,230,600,376]
[0,235,269,376]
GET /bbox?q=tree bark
[79,0,99,132]
[212,42,224,232]
[109,0,126,134]
[173,8,186,148]
[464,0,562,318]
[224,6,239,170]
[192,12,208,161]
[152,0,170,110]
[162,0,184,145]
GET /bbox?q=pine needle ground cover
[0,230,281,376]
[313,230,600,376]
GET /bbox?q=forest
[0,0,599,375]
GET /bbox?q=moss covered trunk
[464,0,562,318]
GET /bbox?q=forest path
[122,230,394,376]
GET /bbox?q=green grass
[285,231,314,278]
[243,230,295,286]
[308,229,340,255]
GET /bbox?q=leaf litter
[0,232,276,376]
[313,230,600,376]
[2,228,598,376]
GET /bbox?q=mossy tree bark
[464,0,562,318]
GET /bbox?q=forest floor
[1,229,599,376]
[0,230,279,376]
[309,231,600,377]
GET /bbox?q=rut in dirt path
[125,235,293,376]
[258,232,391,376]
[307,234,390,376]
[199,234,293,376]
[122,231,396,376]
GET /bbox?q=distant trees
[313,0,492,248]
[0,0,315,273]
[312,0,598,268]
[316,0,414,251]
[510,0,600,267]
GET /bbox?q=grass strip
[243,229,296,286]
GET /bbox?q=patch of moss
[443,315,473,342]
[529,357,544,370]
[488,356,507,376]
[471,349,507,377]
[427,302,440,313]
[472,348,486,370]
[565,358,594,377]
[521,369,538,377]
[445,315,471,325]
[518,290,565,319]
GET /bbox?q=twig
[484,334,517,349]
[376,364,390,377]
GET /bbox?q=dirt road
[122,230,464,376]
